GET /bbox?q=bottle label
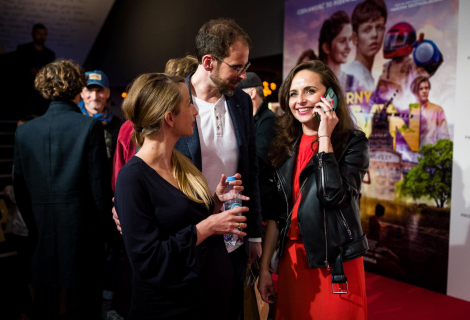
[231,203,242,210]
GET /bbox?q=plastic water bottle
[223,176,244,246]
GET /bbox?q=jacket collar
[276,139,299,206]
[276,130,361,205]
[276,135,318,205]
[47,100,81,113]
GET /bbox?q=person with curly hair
[14,59,112,320]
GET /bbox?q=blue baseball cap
[85,70,109,88]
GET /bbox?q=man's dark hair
[375,203,385,217]
[352,0,387,33]
[32,23,47,33]
[195,18,252,64]
[319,11,350,64]
[411,76,430,95]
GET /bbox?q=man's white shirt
[193,95,261,252]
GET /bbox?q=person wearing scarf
[79,70,124,319]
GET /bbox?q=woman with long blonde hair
[114,73,249,320]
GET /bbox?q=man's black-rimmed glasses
[213,56,251,76]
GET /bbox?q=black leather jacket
[271,130,369,269]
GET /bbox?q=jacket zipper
[319,153,326,196]
[319,153,329,270]
[276,171,289,252]
[323,208,329,271]
[339,209,353,239]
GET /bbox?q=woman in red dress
[258,60,369,319]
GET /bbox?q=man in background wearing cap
[80,71,123,167]
[80,70,124,320]
[238,72,276,225]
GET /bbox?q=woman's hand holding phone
[314,96,338,134]
[313,88,339,153]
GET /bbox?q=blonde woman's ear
[164,112,174,127]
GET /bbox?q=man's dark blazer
[14,100,112,288]
[175,73,263,242]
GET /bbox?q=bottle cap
[226,176,237,182]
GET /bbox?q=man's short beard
[86,102,105,113]
[210,68,236,97]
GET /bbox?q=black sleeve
[313,132,369,209]
[267,172,285,222]
[246,98,263,239]
[13,130,36,239]
[87,120,113,233]
[115,165,206,288]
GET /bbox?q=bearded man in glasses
[112,18,262,320]
[183,19,262,320]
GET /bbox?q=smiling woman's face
[288,69,327,128]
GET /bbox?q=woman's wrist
[259,256,271,272]
[213,192,222,205]
[318,135,333,153]
[212,196,223,214]
[259,264,270,273]
[196,218,213,245]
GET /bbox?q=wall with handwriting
[0,0,115,64]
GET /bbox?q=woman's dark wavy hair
[34,60,86,101]
[269,60,357,169]
[318,11,350,64]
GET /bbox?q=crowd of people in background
[5,2,376,319]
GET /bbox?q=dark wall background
[84,0,285,86]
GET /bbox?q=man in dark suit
[14,60,112,320]
[16,23,56,116]
[175,18,262,320]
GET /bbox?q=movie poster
[284,0,458,294]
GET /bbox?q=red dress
[275,134,367,320]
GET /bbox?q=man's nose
[371,27,378,38]
[89,91,98,100]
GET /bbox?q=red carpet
[366,272,470,319]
